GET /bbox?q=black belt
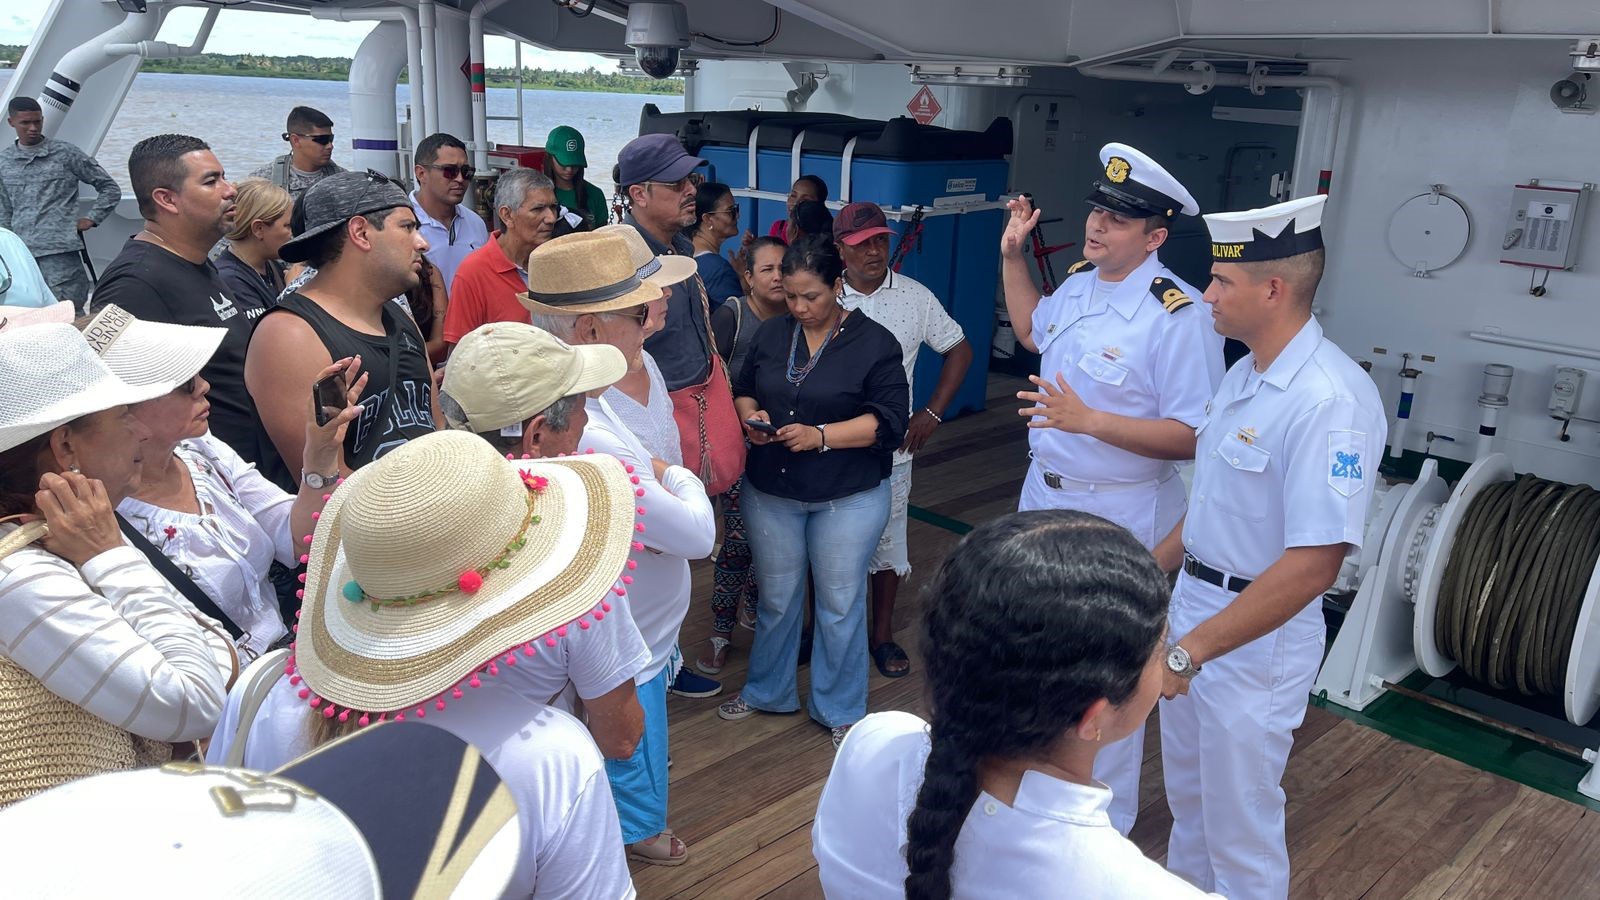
[1183,553,1254,594]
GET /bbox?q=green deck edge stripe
[909,505,973,535]
[1310,678,1600,813]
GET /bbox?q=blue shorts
[604,666,670,842]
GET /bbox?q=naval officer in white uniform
[1001,142,1224,834]
[1152,195,1385,900]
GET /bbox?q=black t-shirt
[250,292,436,490]
[214,249,286,317]
[90,238,268,459]
[734,309,908,503]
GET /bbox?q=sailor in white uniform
[1152,195,1385,900]
[1001,142,1224,834]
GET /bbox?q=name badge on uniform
[1328,431,1367,497]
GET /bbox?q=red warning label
[907,85,942,125]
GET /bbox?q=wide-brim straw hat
[81,304,226,392]
[594,223,698,289]
[0,322,170,453]
[0,301,75,334]
[293,430,640,718]
[516,231,664,317]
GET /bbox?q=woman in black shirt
[716,237,908,747]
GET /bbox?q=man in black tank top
[245,171,437,491]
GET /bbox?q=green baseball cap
[545,126,587,167]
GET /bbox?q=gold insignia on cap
[1105,156,1131,184]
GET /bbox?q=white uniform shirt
[118,434,295,660]
[410,190,490,291]
[1030,252,1223,484]
[1183,316,1386,617]
[579,395,716,683]
[841,271,967,466]
[208,676,637,900]
[814,711,1220,899]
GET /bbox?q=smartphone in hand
[314,371,348,427]
[744,417,779,435]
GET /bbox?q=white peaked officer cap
[1203,195,1328,262]
[1086,142,1200,219]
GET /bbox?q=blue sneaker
[669,668,722,698]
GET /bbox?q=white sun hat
[0,721,522,900]
[595,222,699,289]
[0,322,172,453]
[80,303,226,391]
[0,301,75,334]
[292,430,640,720]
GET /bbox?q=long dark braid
[903,509,1170,899]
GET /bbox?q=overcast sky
[2,6,615,70]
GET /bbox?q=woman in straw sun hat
[0,322,236,807]
[81,304,369,662]
[207,429,642,897]
[522,230,716,866]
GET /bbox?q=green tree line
[0,45,682,95]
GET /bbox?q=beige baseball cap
[441,322,628,434]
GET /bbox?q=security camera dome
[626,1,690,80]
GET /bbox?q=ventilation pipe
[310,6,424,147]
[345,21,409,178]
[419,0,440,137]
[470,0,514,171]
[104,5,218,59]
[1476,364,1514,461]
[432,7,474,142]
[1080,63,1343,197]
[37,8,166,133]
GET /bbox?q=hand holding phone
[744,416,779,435]
[314,371,348,427]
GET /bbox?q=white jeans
[1160,573,1325,900]
[1018,460,1186,834]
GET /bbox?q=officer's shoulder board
[1066,259,1095,276]
[1149,277,1192,314]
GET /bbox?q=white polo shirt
[1030,252,1223,484]
[841,270,966,465]
[410,190,489,290]
[814,711,1220,899]
[1183,316,1386,613]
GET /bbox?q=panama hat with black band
[516,231,665,318]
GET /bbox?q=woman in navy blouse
[716,236,908,748]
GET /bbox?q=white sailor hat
[1203,195,1327,262]
[1086,143,1199,219]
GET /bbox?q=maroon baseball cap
[833,201,894,246]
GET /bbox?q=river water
[0,70,682,194]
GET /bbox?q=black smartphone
[314,371,347,427]
[744,417,779,435]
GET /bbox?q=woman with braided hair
[812,509,1218,899]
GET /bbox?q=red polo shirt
[443,231,530,344]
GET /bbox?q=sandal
[737,603,758,632]
[628,830,690,866]
[831,724,853,749]
[872,641,911,678]
[696,636,730,675]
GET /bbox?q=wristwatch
[816,423,830,453]
[302,469,340,490]
[1166,643,1201,679]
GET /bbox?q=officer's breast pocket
[1076,351,1130,392]
[1213,434,1272,522]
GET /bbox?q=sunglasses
[171,374,203,397]
[710,206,739,218]
[286,132,336,146]
[645,176,694,193]
[425,164,477,181]
[619,306,650,326]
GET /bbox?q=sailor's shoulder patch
[1149,277,1192,314]
[1066,259,1096,275]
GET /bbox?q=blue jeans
[740,479,890,728]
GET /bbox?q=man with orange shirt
[441,168,560,352]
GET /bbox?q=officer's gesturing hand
[1018,372,1101,435]
[1000,195,1040,260]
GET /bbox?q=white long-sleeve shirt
[579,395,715,683]
[0,527,233,741]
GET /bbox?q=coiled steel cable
[1435,475,1600,697]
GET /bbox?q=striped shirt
[0,527,232,742]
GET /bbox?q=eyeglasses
[0,254,11,297]
[285,132,336,146]
[171,375,203,397]
[619,306,650,326]
[711,206,739,218]
[425,164,477,181]
[644,176,694,194]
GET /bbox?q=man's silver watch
[302,469,340,490]
[1166,643,1201,679]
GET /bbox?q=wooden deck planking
[628,374,1600,898]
